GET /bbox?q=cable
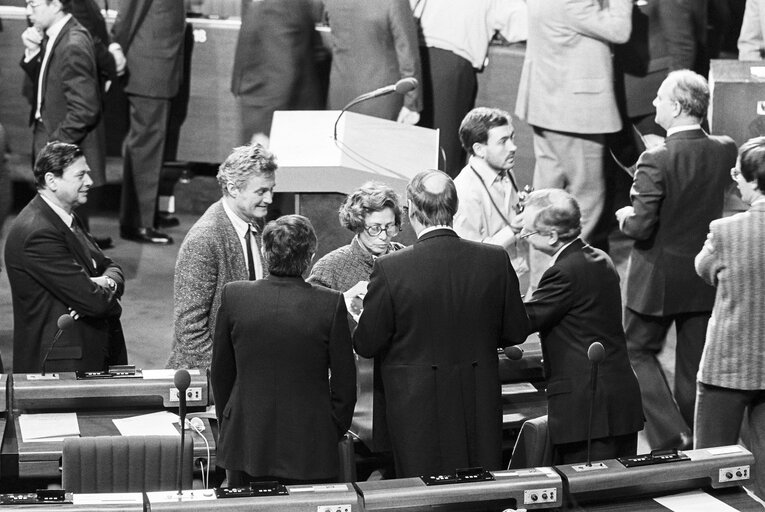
[187,418,211,488]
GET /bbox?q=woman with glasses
[694,137,765,499]
[308,181,405,315]
[307,182,404,464]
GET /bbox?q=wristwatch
[104,276,117,291]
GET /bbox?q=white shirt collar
[550,238,579,266]
[46,13,71,42]
[666,123,701,137]
[468,155,512,185]
[752,196,765,206]
[221,195,254,239]
[39,192,73,228]
[417,225,455,239]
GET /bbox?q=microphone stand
[585,341,605,467]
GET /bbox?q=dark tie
[245,225,256,281]
[71,218,95,270]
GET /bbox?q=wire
[188,419,211,488]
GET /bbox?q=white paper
[653,490,739,512]
[73,493,144,505]
[141,369,200,380]
[112,411,180,437]
[502,382,538,395]
[19,413,80,442]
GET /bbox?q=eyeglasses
[364,224,400,237]
[26,0,43,8]
[730,167,742,181]
[519,230,539,240]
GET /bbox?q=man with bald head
[355,170,528,478]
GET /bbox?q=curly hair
[262,215,317,277]
[338,182,403,233]
[217,143,277,196]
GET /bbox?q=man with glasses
[354,170,528,478]
[168,144,276,372]
[517,189,643,463]
[615,70,737,452]
[453,107,529,281]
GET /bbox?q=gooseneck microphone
[585,341,606,467]
[174,369,191,496]
[503,346,524,361]
[333,77,419,140]
[40,313,75,376]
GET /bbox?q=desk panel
[567,487,763,511]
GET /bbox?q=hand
[615,206,634,225]
[108,43,126,76]
[21,27,43,55]
[90,275,116,291]
[343,280,369,301]
[396,106,420,125]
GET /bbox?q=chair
[508,415,553,469]
[62,435,193,493]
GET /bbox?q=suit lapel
[215,201,248,280]
[34,195,96,274]
[40,18,75,108]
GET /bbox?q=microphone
[174,369,191,496]
[503,346,524,361]
[585,341,605,467]
[333,77,419,140]
[40,313,75,376]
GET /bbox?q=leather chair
[62,435,193,493]
[508,415,553,469]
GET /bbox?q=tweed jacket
[515,0,632,134]
[308,236,404,293]
[695,201,765,390]
[168,200,255,371]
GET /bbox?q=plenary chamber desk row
[0,445,759,511]
[0,369,214,481]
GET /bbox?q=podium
[709,59,765,146]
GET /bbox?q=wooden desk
[6,410,216,479]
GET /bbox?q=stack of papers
[112,411,180,436]
[19,413,80,443]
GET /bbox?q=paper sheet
[141,369,200,380]
[653,490,740,512]
[18,413,80,442]
[502,382,538,395]
[112,411,180,437]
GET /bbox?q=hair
[33,141,84,189]
[41,0,72,13]
[406,170,458,227]
[525,189,582,242]
[738,136,765,192]
[338,182,403,233]
[458,107,512,155]
[217,143,277,196]
[666,70,709,120]
[262,215,317,277]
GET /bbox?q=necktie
[35,35,50,120]
[245,225,256,281]
[71,218,95,270]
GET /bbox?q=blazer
[695,201,765,390]
[739,0,765,60]
[524,240,644,445]
[354,229,528,477]
[20,16,106,185]
[230,0,321,134]
[325,0,422,119]
[111,0,185,98]
[168,200,253,371]
[212,276,356,480]
[515,0,632,134]
[620,128,737,316]
[4,195,125,373]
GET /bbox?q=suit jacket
[620,129,737,316]
[524,239,644,445]
[168,200,255,371]
[212,276,356,480]
[231,0,321,134]
[354,229,528,477]
[739,0,765,60]
[649,0,708,73]
[695,201,765,390]
[20,16,106,185]
[325,0,422,119]
[515,0,632,134]
[72,0,117,86]
[111,0,185,98]
[4,195,125,373]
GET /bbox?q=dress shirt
[417,225,455,238]
[550,239,578,266]
[222,197,264,280]
[39,193,73,228]
[666,124,702,137]
[34,14,72,120]
[411,0,527,69]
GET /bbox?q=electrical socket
[719,465,750,483]
[316,505,352,512]
[169,387,202,402]
[523,487,557,505]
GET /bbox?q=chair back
[62,435,193,493]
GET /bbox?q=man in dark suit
[20,0,108,243]
[111,0,185,244]
[231,0,322,145]
[616,69,737,451]
[518,189,644,464]
[4,142,126,374]
[354,170,529,478]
